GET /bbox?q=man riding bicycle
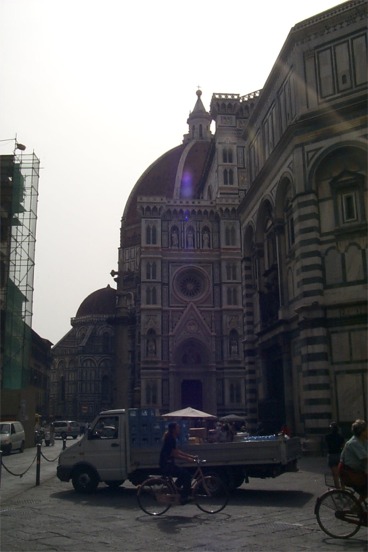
[159,422,197,504]
[338,419,368,505]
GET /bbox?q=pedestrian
[50,422,55,446]
[325,422,344,488]
[280,424,291,438]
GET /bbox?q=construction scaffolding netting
[2,153,40,388]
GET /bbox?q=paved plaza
[1,441,367,551]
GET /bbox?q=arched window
[227,287,237,304]
[146,225,151,244]
[232,288,237,304]
[224,169,228,185]
[146,329,156,356]
[199,124,203,138]
[146,262,157,280]
[226,263,236,280]
[146,381,157,405]
[230,226,236,245]
[151,287,157,304]
[229,329,239,355]
[345,244,364,282]
[230,381,241,403]
[229,169,234,185]
[151,225,157,244]
[284,199,295,251]
[225,226,230,245]
[264,218,276,270]
[146,224,157,245]
[102,333,111,353]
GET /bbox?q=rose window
[179,275,201,297]
[174,268,209,301]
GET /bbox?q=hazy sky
[1,0,345,345]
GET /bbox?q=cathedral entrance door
[181,380,202,410]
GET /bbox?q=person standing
[159,422,197,504]
[325,422,344,488]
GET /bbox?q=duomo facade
[50,0,367,436]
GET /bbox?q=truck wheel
[19,441,25,453]
[72,467,99,493]
[227,468,245,490]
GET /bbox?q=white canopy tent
[162,407,217,419]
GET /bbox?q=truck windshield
[90,416,119,439]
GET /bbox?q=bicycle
[314,473,368,539]
[137,458,229,516]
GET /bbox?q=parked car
[53,421,80,440]
[0,421,25,454]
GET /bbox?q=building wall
[237,0,367,435]
[49,315,115,422]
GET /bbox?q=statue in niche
[147,337,156,356]
[171,229,179,247]
[187,229,194,248]
[203,231,210,248]
[230,336,238,355]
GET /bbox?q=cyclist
[159,422,197,504]
[338,419,368,505]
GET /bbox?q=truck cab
[57,410,128,492]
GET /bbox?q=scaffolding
[2,153,40,389]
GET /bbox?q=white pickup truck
[56,409,302,493]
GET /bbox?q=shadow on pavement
[50,484,313,510]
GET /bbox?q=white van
[0,421,25,455]
[53,420,80,439]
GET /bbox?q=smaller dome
[76,285,116,317]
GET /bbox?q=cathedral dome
[76,285,116,317]
[121,90,214,244]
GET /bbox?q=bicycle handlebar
[194,457,206,464]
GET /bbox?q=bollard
[62,438,66,450]
[36,443,41,486]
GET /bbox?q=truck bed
[129,437,302,470]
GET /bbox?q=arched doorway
[181,380,203,410]
[173,337,212,412]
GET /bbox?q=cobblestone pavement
[1,449,367,552]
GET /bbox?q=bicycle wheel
[193,475,229,514]
[315,489,363,538]
[137,477,173,516]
